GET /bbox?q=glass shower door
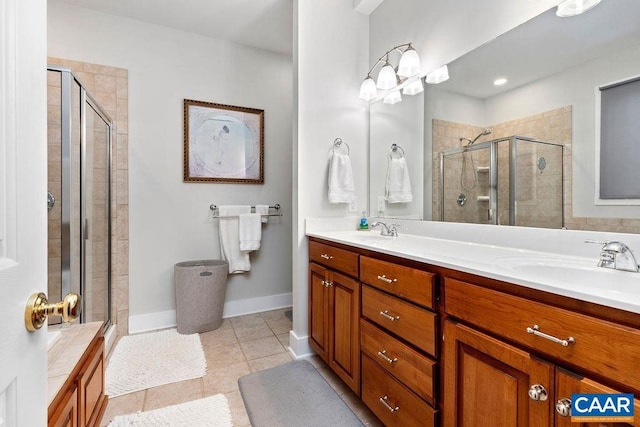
[440,143,494,225]
[83,98,111,325]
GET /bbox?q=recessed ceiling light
[556,0,601,17]
[494,78,508,86]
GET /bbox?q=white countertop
[306,218,640,315]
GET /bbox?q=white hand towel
[219,205,251,274]
[239,213,262,252]
[328,152,355,204]
[255,204,270,223]
[385,157,413,203]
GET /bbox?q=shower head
[461,129,492,146]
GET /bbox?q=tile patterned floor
[100,308,383,426]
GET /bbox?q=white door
[0,0,48,426]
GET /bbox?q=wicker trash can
[174,259,229,334]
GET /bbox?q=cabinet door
[443,319,554,427]
[329,270,360,395]
[308,263,330,361]
[49,386,78,427]
[555,368,640,426]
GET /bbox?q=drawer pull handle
[379,310,400,322]
[555,398,572,417]
[526,324,575,347]
[377,274,397,284]
[377,350,398,364]
[320,253,333,260]
[379,396,399,413]
[321,280,333,288]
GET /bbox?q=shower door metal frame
[49,65,113,330]
[440,136,564,227]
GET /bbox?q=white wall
[291,1,369,357]
[370,93,424,219]
[48,1,293,327]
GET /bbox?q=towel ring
[390,143,405,159]
[333,137,350,155]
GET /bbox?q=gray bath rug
[238,360,365,427]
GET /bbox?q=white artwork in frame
[183,99,264,183]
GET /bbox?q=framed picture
[183,99,264,183]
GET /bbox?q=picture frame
[183,99,264,183]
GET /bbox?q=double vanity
[306,218,640,426]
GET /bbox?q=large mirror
[369,0,640,232]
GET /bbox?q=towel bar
[209,204,282,218]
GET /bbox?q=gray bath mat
[238,360,365,427]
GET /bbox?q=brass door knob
[25,292,81,331]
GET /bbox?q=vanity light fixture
[493,77,508,86]
[359,42,422,102]
[402,78,424,95]
[383,89,402,105]
[425,64,450,84]
[556,0,601,17]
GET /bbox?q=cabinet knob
[320,253,333,260]
[555,398,572,417]
[528,384,548,401]
[321,280,333,287]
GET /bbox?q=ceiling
[440,0,640,99]
[51,0,294,55]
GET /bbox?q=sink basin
[493,255,640,294]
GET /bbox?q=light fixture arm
[366,43,414,76]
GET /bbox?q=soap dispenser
[359,211,369,230]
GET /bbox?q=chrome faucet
[371,221,399,237]
[586,240,639,272]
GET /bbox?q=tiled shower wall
[433,106,640,232]
[47,57,129,338]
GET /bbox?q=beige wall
[48,57,130,338]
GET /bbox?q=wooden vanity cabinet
[443,319,555,426]
[48,329,107,427]
[443,277,640,426]
[308,240,360,395]
[359,256,438,426]
[555,368,640,426]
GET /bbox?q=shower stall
[47,66,112,329]
[439,136,564,228]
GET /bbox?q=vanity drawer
[444,277,640,392]
[361,319,436,405]
[362,354,437,427]
[309,240,359,277]
[362,285,437,356]
[360,256,435,309]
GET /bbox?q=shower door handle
[84,219,89,240]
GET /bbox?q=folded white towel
[239,213,262,252]
[219,205,251,274]
[255,205,270,223]
[328,152,355,204]
[385,157,413,203]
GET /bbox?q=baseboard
[128,292,293,335]
[288,329,314,359]
[128,310,177,335]
[222,292,293,318]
